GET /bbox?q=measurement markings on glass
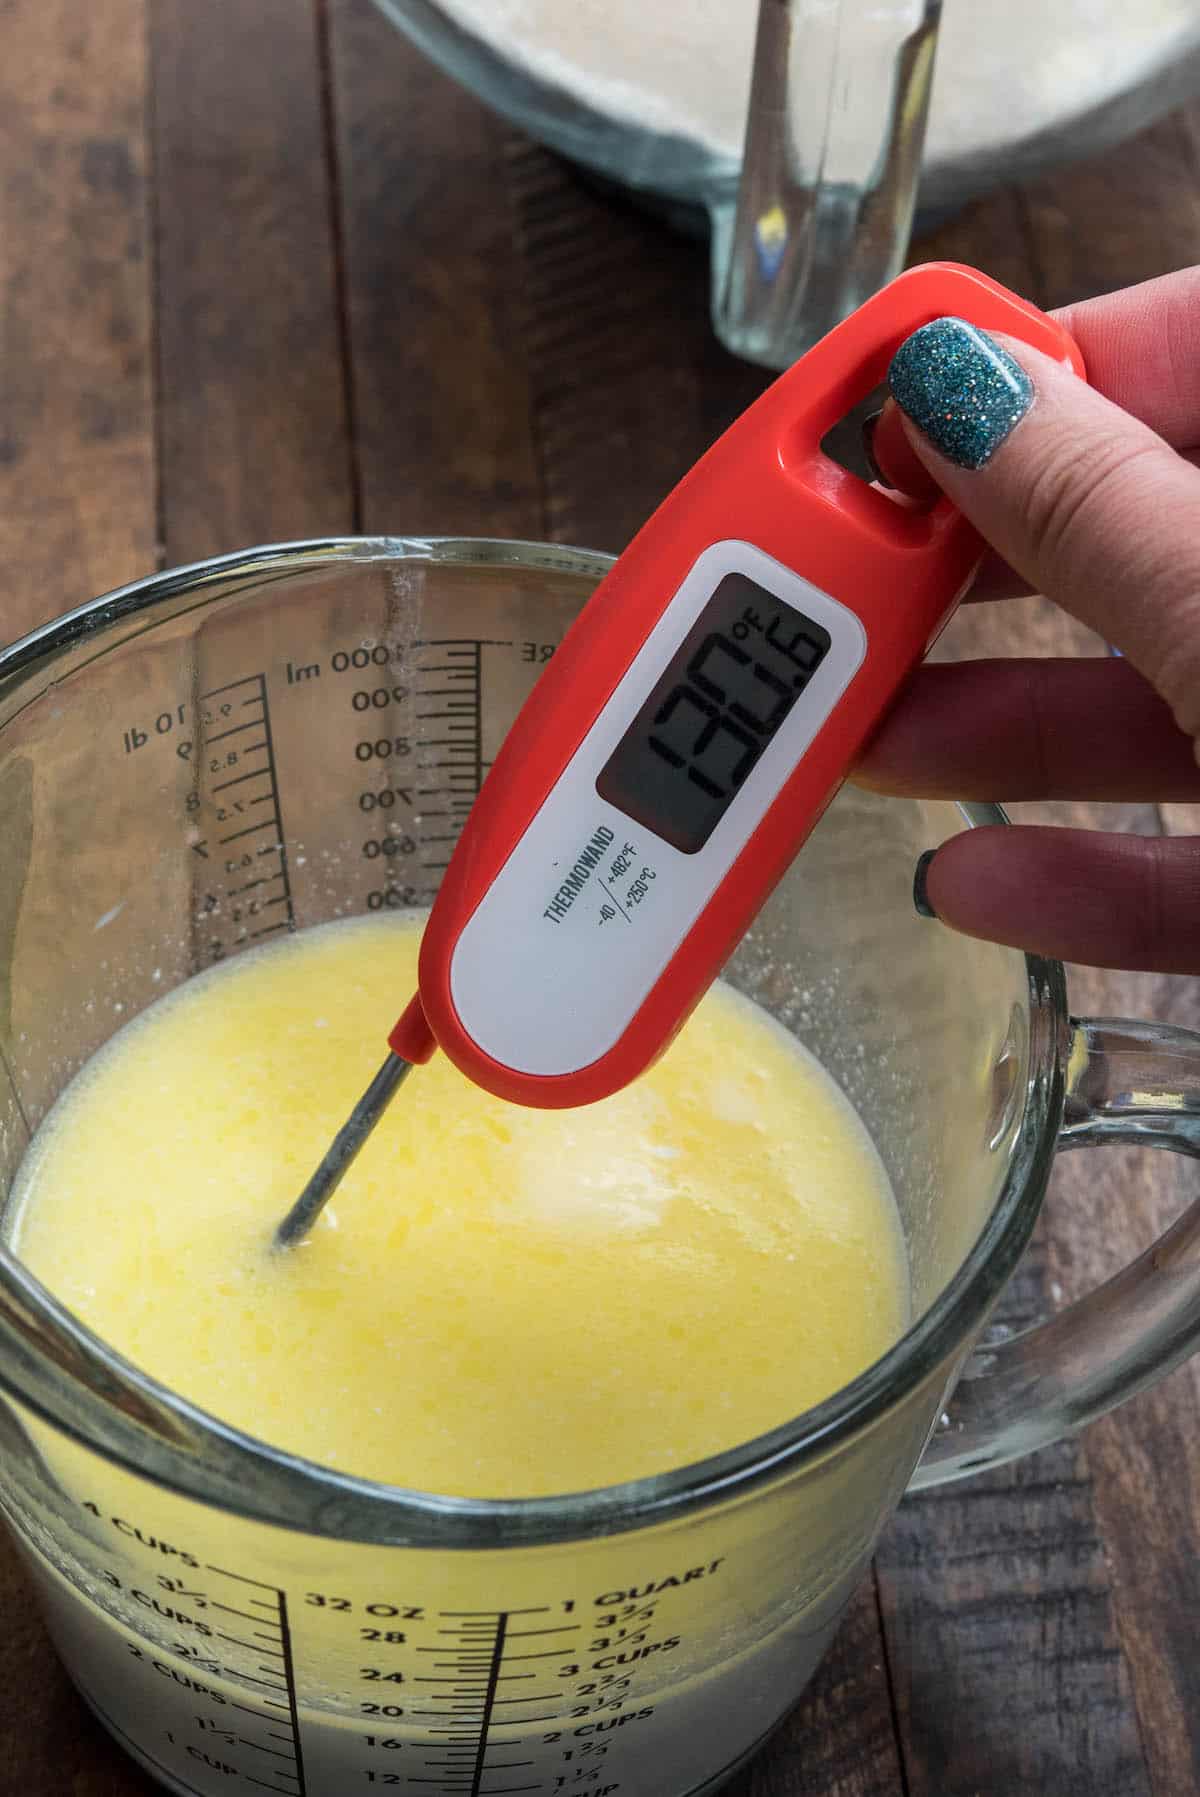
[191,674,295,967]
[205,1564,308,1795]
[359,640,510,908]
[411,642,505,828]
[412,1605,577,1795]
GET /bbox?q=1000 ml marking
[295,635,523,918]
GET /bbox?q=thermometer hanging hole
[818,380,890,484]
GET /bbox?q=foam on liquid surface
[12,915,908,1496]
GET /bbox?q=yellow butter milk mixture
[12,915,908,1495]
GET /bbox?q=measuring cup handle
[711,0,943,368]
[911,1016,1200,1490]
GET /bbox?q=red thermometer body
[391,263,1083,1109]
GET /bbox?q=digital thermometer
[275,261,1083,1246]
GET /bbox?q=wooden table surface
[4,5,1200,1794]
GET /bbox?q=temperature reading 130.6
[596,572,832,854]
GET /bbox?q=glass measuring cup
[1,538,1199,1797]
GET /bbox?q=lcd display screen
[596,572,832,854]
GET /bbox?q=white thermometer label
[450,540,867,1076]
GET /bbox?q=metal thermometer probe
[274,262,1084,1249]
[274,1052,412,1247]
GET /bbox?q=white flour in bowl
[436,0,1194,168]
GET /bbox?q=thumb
[879,317,1200,743]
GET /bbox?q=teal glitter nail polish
[888,317,1033,469]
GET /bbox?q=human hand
[857,267,1200,973]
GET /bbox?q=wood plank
[1,3,355,1792]
[727,1585,907,1797]
[1022,107,1200,305]
[1012,104,1200,1797]
[877,1259,1149,1797]
[327,0,542,539]
[3,1605,153,1794]
[506,140,767,552]
[0,5,161,1789]
[870,166,1165,1794]
[871,609,1154,1797]
[1039,958,1200,1797]
[0,0,157,640]
[152,0,355,563]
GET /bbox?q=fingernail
[913,849,939,919]
[888,317,1033,470]
[861,412,896,489]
